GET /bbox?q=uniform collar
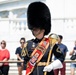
[34,37,44,43]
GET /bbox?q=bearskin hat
[27,2,51,35]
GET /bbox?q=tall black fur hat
[27,2,51,35]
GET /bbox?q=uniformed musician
[24,2,64,75]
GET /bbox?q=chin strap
[32,29,44,37]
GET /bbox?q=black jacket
[24,38,64,75]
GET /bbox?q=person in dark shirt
[54,35,68,75]
[15,37,26,75]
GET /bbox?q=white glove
[22,70,26,75]
[43,59,63,72]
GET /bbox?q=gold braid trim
[21,43,29,57]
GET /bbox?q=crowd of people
[0,1,76,75]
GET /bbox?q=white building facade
[0,0,76,58]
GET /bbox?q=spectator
[69,41,76,75]
[15,37,26,75]
[54,35,68,75]
[0,40,10,75]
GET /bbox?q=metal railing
[0,59,76,75]
[0,59,76,63]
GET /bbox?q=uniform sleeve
[24,41,31,64]
[52,44,64,62]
